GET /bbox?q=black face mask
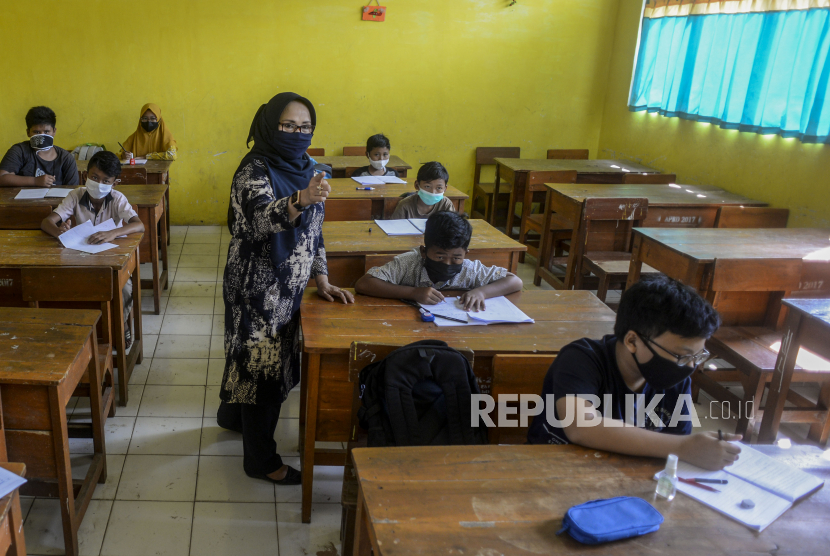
[423,256,463,284]
[29,134,54,151]
[141,121,159,132]
[633,337,696,391]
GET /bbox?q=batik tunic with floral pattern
[221,160,326,405]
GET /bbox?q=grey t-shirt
[0,142,79,185]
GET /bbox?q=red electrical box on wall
[362,2,386,22]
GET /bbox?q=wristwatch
[290,191,308,212]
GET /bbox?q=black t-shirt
[0,142,79,186]
[350,166,398,177]
[527,335,694,445]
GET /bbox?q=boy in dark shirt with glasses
[527,275,743,471]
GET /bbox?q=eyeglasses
[637,333,710,367]
[278,122,315,134]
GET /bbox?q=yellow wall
[0,0,619,224]
[598,1,830,228]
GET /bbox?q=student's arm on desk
[354,275,445,305]
[459,273,523,312]
[88,216,144,245]
[556,396,743,471]
[0,169,53,187]
[41,212,71,237]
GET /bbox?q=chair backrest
[364,254,396,273]
[343,146,364,156]
[117,168,148,185]
[325,199,372,222]
[622,173,677,184]
[547,149,589,160]
[489,354,555,444]
[579,197,649,253]
[344,166,361,178]
[715,207,789,229]
[307,148,325,156]
[475,147,520,187]
[0,205,52,230]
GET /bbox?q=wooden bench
[470,147,520,224]
[489,354,555,444]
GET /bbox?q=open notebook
[352,175,406,185]
[373,219,427,236]
[419,296,534,326]
[14,187,72,199]
[656,443,824,531]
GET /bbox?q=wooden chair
[325,199,372,222]
[547,149,589,160]
[340,342,475,556]
[522,172,580,263]
[575,198,659,300]
[343,146,364,156]
[470,147,520,224]
[621,173,677,184]
[344,167,361,178]
[363,254,396,273]
[517,170,578,263]
[489,354,555,444]
[117,167,148,185]
[0,205,52,230]
[0,392,27,556]
[307,148,325,156]
[715,207,789,229]
[700,258,830,440]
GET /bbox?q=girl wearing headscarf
[120,103,177,161]
[217,93,353,485]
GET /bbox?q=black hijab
[231,92,322,268]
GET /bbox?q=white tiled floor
[21,226,811,556]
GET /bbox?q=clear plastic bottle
[655,454,678,501]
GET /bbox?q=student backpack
[357,340,488,447]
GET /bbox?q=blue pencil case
[557,496,664,545]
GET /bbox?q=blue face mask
[417,189,444,206]
[272,130,312,160]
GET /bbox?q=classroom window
[628,0,830,144]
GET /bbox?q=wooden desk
[350,444,830,555]
[761,298,830,444]
[0,463,26,556]
[627,228,830,323]
[325,178,468,220]
[299,289,616,523]
[77,159,172,244]
[0,230,143,406]
[0,185,170,315]
[0,310,107,556]
[494,158,659,243]
[536,183,768,290]
[322,219,526,287]
[314,155,412,178]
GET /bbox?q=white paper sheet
[352,176,384,185]
[0,466,26,500]
[726,444,824,502]
[408,219,428,233]
[373,219,422,236]
[58,219,119,254]
[44,188,73,198]
[14,188,49,199]
[378,175,406,184]
[121,159,147,165]
[467,296,534,324]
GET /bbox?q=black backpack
[357,340,488,447]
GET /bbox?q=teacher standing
[218,93,353,485]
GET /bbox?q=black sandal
[251,466,302,486]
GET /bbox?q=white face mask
[369,158,388,170]
[86,177,113,200]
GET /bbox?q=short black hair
[87,151,122,179]
[424,211,472,251]
[26,106,56,130]
[416,161,449,184]
[615,275,720,339]
[366,133,391,152]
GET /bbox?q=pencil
[431,313,468,324]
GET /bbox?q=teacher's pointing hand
[299,172,330,206]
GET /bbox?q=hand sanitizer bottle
[655,454,678,501]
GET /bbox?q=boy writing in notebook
[390,161,456,219]
[527,275,742,471]
[355,211,522,311]
[0,106,79,187]
[350,133,398,178]
[41,150,144,347]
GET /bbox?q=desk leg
[534,190,553,287]
[49,388,79,556]
[164,178,171,246]
[160,207,170,290]
[88,339,108,483]
[149,209,161,315]
[113,274,128,406]
[301,352,321,524]
[759,312,802,443]
[517,179,535,264]
[505,175,518,239]
[489,166,501,226]
[352,484,373,556]
[8,490,25,556]
[625,235,644,291]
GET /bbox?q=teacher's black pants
[216,400,284,477]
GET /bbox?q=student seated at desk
[0,106,79,188]
[355,211,522,311]
[527,275,742,471]
[42,150,145,348]
[390,161,455,219]
[120,103,177,161]
[350,133,398,178]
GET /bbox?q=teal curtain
[629,8,830,144]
